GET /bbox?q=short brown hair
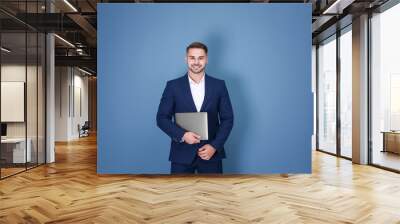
[186,42,208,54]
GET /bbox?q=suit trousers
[171,156,223,174]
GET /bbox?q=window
[370,2,400,171]
[339,27,352,158]
[318,35,337,154]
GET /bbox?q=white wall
[1,66,26,136]
[1,65,41,137]
[55,67,89,141]
[71,72,89,138]
[55,66,69,141]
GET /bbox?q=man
[156,41,234,174]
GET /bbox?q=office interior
[0,0,400,222]
[0,0,97,179]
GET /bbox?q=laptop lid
[175,112,208,140]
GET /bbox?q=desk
[1,138,32,163]
[381,131,400,154]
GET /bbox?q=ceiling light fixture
[1,47,11,53]
[78,67,93,76]
[322,0,354,15]
[63,0,78,12]
[54,34,75,48]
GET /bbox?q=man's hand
[197,144,216,160]
[183,132,201,144]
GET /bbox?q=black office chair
[78,121,90,138]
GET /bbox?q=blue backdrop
[98,3,312,174]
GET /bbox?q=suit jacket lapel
[182,73,197,112]
[200,74,211,112]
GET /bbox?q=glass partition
[0,1,46,179]
[1,31,28,177]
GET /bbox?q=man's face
[186,48,208,75]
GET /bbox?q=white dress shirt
[181,74,205,142]
[188,74,205,112]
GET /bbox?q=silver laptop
[175,112,208,140]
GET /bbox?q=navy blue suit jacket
[156,73,234,164]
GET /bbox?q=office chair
[79,121,90,138]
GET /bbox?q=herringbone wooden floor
[1,134,400,224]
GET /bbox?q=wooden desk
[1,138,32,164]
[382,131,400,154]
